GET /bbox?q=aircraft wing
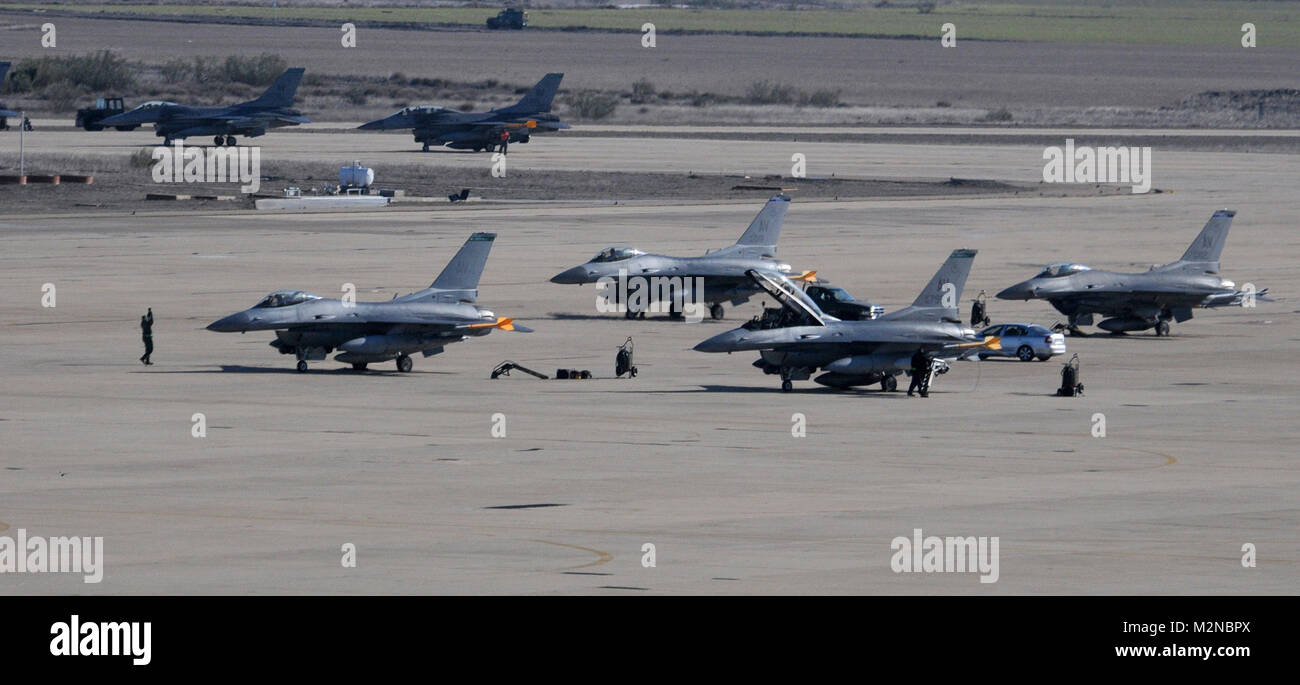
[1053,288,1236,309]
[269,114,311,124]
[347,312,530,333]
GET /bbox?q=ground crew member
[908,347,930,397]
[139,308,154,365]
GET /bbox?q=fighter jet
[693,250,1000,392]
[98,68,308,146]
[550,195,813,321]
[206,233,529,373]
[358,73,569,152]
[0,62,20,124]
[996,210,1269,336]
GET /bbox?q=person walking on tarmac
[907,347,931,397]
[497,130,509,155]
[139,308,154,365]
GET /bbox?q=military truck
[76,97,139,131]
[486,8,528,30]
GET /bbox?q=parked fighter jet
[550,195,813,320]
[358,73,568,152]
[996,210,1269,336]
[98,68,308,146]
[693,250,1000,392]
[0,62,20,124]
[207,233,528,373]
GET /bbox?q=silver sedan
[978,323,1067,361]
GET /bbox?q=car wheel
[1017,345,1035,361]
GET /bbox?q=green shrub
[631,78,656,103]
[8,51,134,93]
[567,91,618,119]
[222,54,287,86]
[744,81,797,105]
[980,107,1014,122]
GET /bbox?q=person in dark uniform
[139,308,154,365]
[498,130,509,155]
[907,347,930,397]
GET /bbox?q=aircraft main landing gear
[782,380,793,392]
[296,360,308,373]
[881,375,897,392]
[225,135,237,147]
[710,303,725,320]
[1155,320,1170,337]
[396,354,413,373]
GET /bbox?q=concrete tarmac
[0,134,1296,594]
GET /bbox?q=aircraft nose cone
[357,120,383,130]
[550,266,588,285]
[206,313,245,332]
[996,281,1033,300]
[693,329,743,353]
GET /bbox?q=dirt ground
[0,155,1120,215]
[4,11,1300,127]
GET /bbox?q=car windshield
[1036,262,1091,278]
[253,290,321,308]
[590,246,644,263]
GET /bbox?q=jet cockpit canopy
[254,290,321,308]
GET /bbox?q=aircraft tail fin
[431,232,496,294]
[1177,209,1234,268]
[500,73,563,114]
[882,249,977,321]
[734,195,791,251]
[247,68,305,109]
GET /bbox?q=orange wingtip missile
[952,335,1000,351]
[525,120,537,128]
[468,317,513,330]
[467,317,531,332]
[791,270,818,283]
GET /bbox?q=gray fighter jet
[550,195,814,320]
[98,68,308,146]
[358,73,569,152]
[0,62,20,122]
[996,210,1269,336]
[206,233,529,373]
[694,250,1000,392]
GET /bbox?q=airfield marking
[529,539,613,570]
[1117,448,1178,469]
